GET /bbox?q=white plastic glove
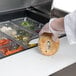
[39,18,65,41]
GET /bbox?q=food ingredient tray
[11,17,44,33]
[0,21,37,48]
[0,20,39,59]
[0,31,24,58]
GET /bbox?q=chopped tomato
[5,46,24,56]
[0,39,24,56]
[0,39,11,46]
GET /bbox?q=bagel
[38,33,59,56]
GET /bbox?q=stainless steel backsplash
[0,0,53,13]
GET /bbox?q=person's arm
[64,10,76,44]
[39,10,76,44]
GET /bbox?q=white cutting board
[0,37,76,76]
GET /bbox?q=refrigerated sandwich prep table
[0,0,68,59]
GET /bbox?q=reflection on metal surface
[0,0,53,14]
[51,8,68,18]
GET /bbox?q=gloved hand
[39,18,65,41]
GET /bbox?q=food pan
[11,17,44,33]
[0,21,35,48]
[0,31,24,58]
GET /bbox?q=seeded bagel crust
[38,33,60,56]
